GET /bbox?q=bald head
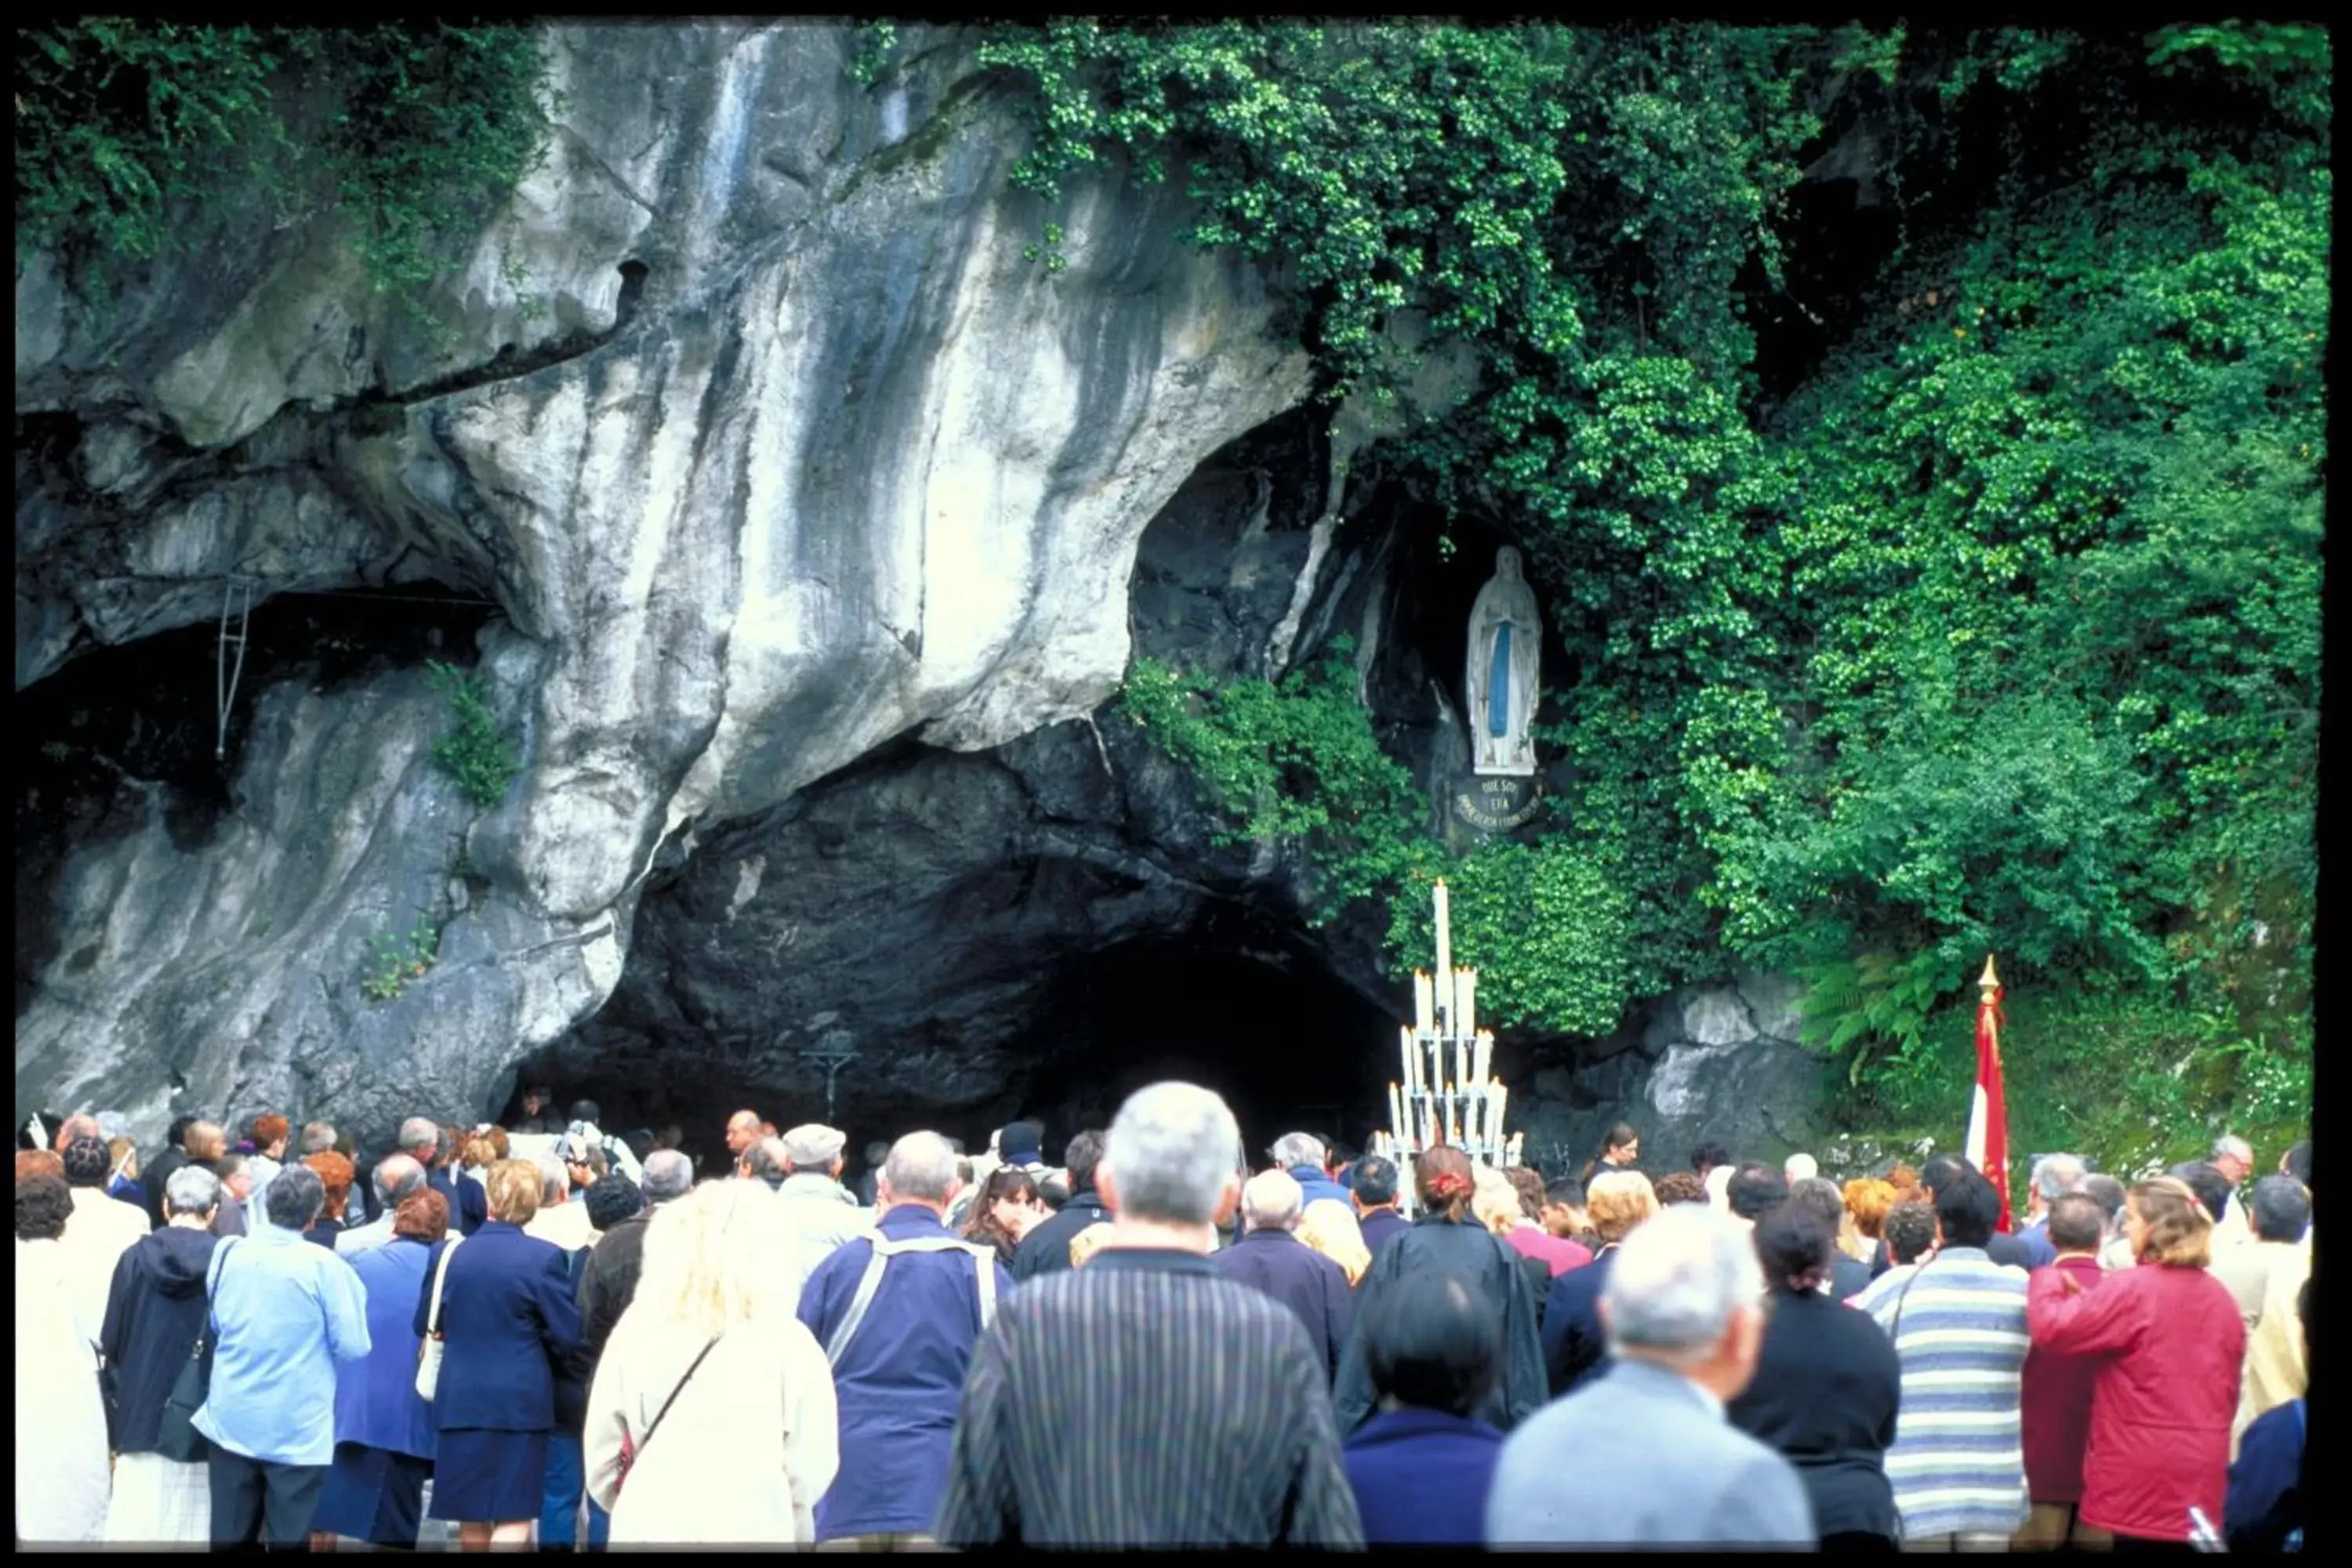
[880,1131,960,1210]
[1242,1169,1305,1232]
[725,1110,761,1156]
[372,1152,427,1208]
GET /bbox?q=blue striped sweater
[1852,1247,2031,1540]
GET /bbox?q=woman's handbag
[155,1237,241,1461]
[614,1338,721,1498]
[415,1234,464,1401]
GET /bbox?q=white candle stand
[1370,879,1523,1217]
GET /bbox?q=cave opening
[503,916,1400,1182]
[1015,931,1399,1169]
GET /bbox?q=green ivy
[16,21,554,311]
[359,916,441,1003]
[426,660,521,809]
[1044,22,2317,1149]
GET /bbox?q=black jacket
[1829,1250,1872,1302]
[1334,1214,1545,1435]
[141,1145,191,1230]
[1725,1287,1903,1540]
[98,1225,220,1451]
[1210,1229,1355,1380]
[1011,1189,1111,1282]
[576,1211,651,1363]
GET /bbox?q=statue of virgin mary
[1464,546,1541,776]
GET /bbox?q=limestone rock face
[15,22,1311,1145]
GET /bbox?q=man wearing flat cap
[778,1123,872,1289]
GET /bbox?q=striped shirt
[932,1246,1364,1548]
[1853,1247,2031,1540]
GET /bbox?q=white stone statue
[1464,546,1541,777]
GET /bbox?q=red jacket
[2020,1254,2107,1503]
[2027,1261,2245,1541]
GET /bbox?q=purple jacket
[1343,1407,1504,1544]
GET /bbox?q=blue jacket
[2226,1399,2304,1552]
[193,1226,372,1466]
[1211,1228,1354,1381]
[336,1235,438,1459]
[1357,1207,1410,1258]
[1542,1246,1617,1397]
[1288,1163,1352,1210]
[411,1221,583,1433]
[99,1225,220,1452]
[1343,1407,1504,1544]
[427,1167,488,1237]
[797,1206,1013,1540]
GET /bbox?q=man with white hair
[1211,1169,1354,1379]
[796,1132,1013,1547]
[334,1154,428,1257]
[1272,1131,1351,1208]
[401,1116,484,1236]
[2000,1153,2085,1271]
[2209,1134,2256,1249]
[1486,1206,1815,1546]
[936,1082,1363,1548]
[1783,1152,1818,1185]
[777,1123,872,1290]
[524,1149,601,1254]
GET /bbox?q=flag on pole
[1965,954,2012,1232]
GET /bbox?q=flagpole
[1968,954,2013,1232]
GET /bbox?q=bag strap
[823,1233,999,1367]
[1887,1254,1935,1346]
[201,1236,243,1339]
[637,1337,721,1454]
[424,1234,465,1336]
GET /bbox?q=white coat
[584,1305,839,1546]
[16,1238,111,1544]
[62,1186,150,1348]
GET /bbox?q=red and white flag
[1965,955,2012,1231]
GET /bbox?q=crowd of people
[14,1093,2311,1550]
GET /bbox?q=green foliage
[360,917,441,1003]
[1388,844,1633,1036]
[848,20,898,87]
[15,21,554,307]
[425,661,521,809]
[1058,21,2317,1153]
[1845,982,2312,1180]
[1119,642,1427,920]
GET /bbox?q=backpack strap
[822,1233,1000,1368]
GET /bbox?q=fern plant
[1797,949,1955,1087]
[425,660,521,809]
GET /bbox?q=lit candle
[1455,1035,1469,1102]
[1433,880,1453,1020]
[1472,1026,1491,1091]
[1414,971,1435,1036]
[1459,967,1477,1042]
[1399,1025,1417,1095]
[1388,1082,1404,1145]
[1467,1090,1483,1152]
[1490,1080,1508,1147]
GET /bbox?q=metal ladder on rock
[215,577,252,760]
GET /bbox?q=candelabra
[1369,880,1523,1216]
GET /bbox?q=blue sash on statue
[1488,623,1513,738]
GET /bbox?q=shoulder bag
[415,1234,465,1400]
[615,1337,722,1498]
[155,1236,241,1461]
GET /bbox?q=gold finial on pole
[1978,953,1999,1003]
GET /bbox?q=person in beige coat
[59,1136,149,1347]
[585,1179,840,1546]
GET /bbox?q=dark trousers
[540,1432,583,1548]
[208,1447,328,1549]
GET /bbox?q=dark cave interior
[505,922,1398,1180]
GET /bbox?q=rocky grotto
[16,22,1828,1171]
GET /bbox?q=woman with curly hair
[301,1150,358,1249]
[961,1166,1047,1266]
[1332,1147,1545,1436]
[2027,1176,2245,1548]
